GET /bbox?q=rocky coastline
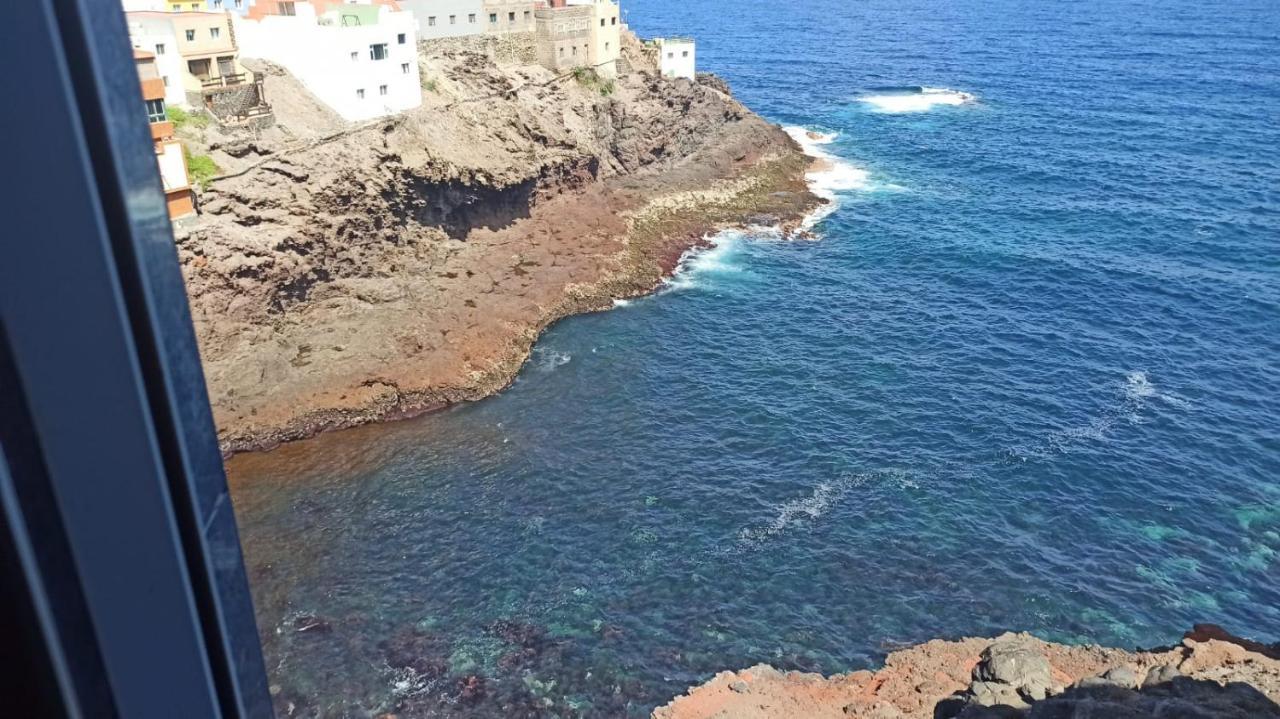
[655,624,1280,719]
[175,32,820,455]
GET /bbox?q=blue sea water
[225,0,1280,715]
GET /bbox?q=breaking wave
[858,86,977,113]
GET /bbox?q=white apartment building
[655,37,695,80]
[234,2,422,122]
[398,0,484,39]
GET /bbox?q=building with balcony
[127,11,247,106]
[235,1,421,122]
[534,0,618,77]
[654,37,694,80]
[135,49,195,220]
[399,0,484,39]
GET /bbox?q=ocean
[225,0,1280,715]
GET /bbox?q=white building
[125,14,190,108]
[398,0,484,39]
[655,37,695,80]
[234,1,422,122]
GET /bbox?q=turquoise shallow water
[226,0,1280,715]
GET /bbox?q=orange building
[135,49,196,220]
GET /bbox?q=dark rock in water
[457,674,486,703]
[745,213,780,226]
[378,626,450,679]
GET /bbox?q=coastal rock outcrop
[175,34,819,454]
[653,626,1280,719]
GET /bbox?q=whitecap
[783,126,873,228]
[663,230,746,292]
[858,86,976,114]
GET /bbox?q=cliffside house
[483,0,539,35]
[654,37,695,80]
[135,49,196,220]
[234,0,422,122]
[126,11,246,106]
[398,0,484,38]
[534,0,619,77]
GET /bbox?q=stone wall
[205,84,263,120]
[419,32,536,65]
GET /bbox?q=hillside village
[120,0,699,221]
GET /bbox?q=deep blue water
[226,0,1280,715]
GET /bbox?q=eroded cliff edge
[177,34,820,454]
[655,625,1280,719]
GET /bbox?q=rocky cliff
[655,624,1280,718]
[176,33,819,454]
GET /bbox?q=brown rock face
[654,629,1280,719]
[175,37,819,454]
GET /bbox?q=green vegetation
[571,67,614,96]
[422,75,438,93]
[167,106,210,131]
[183,146,220,190]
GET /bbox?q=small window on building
[611,16,616,25]
[398,33,406,43]
[213,0,222,8]
[682,50,689,57]
[370,43,389,60]
[185,29,195,41]
[356,88,365,99]
[155,43,165,54]
[278,1,296,16]
[605,42,610,50]
[523,10,530,21]
[210,27,221,39]
[558,46,564,57]
[507,11,515,22]
[428,16,436,26]
[235,0,243,7]
[468,13,476,23]
[571,45,577,56]
[449,15,456,24]
[600,18,605,27]
[146,98,167,124]
[667,52,674,58]
[379,84,388,96]
[489,13,497,23]
[351,51,358,61]
[401,62,410,74]
[162,75,169,86]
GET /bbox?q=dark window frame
[0,1,271,716]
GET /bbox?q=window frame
[1,1,272,716]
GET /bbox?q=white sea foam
[663,230,747,292]
[612,298,632,308]
[734,470,917,550]
[858,87,976,114]
[532,348,572,371]
[783,126,873,228]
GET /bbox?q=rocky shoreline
[175,33,820,456]
[655,625,1280,718]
